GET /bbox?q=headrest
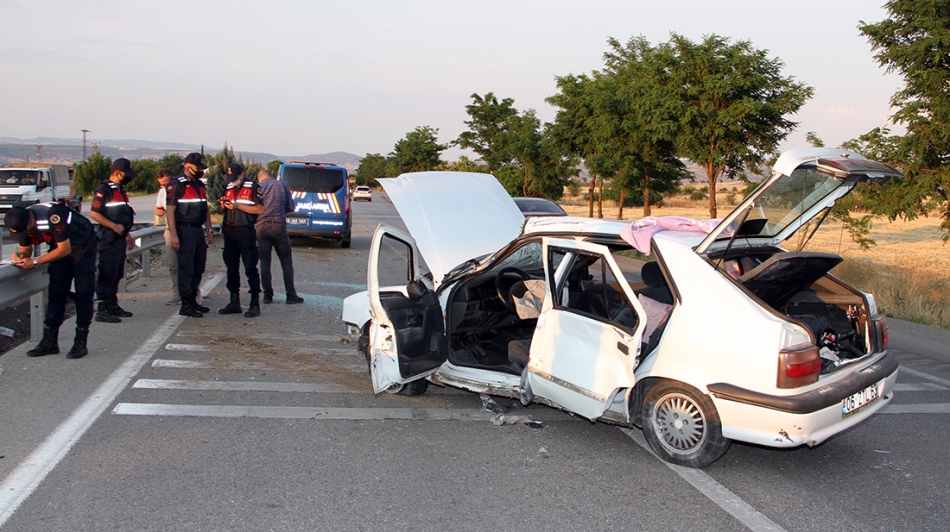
[641,262,666,288]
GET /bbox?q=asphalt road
[0,196,949,531]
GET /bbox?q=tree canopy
[859,1,950,238]
[389,126,446,174]
[355,153,389,186]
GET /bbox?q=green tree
[547,73,603,217]
[456,92,519,172]
[436,155,490,173]
[266,160,284,177]
[355,153,389,186]
[129,158,160,194]
[157,153,185,177]
[73,152,111,196]
[666,33,813,218]
[388,126,446,174]
[860,1,950,239]
[806,131,825,148]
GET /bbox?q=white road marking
[0,273,225,528]
[151,358,363,371]
[620,428,787,532]
[164,343,210,351]
[899,367,950,388]
[133,378,357,393]
[878,403,950,414]
[894,383,949,392]
[111,402,573,421]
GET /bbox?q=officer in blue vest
[4,203,97,358]
[217,163,264,317]
[166,152,214,317]
[89,158,136,323]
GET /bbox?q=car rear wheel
[341,236,351,248]
[641,380,730,468]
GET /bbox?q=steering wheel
[494,267,531,314]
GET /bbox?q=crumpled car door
[367,224,446,393]
[526,237,646,421]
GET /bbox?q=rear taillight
[778,343,821,389]
[873,316,888,352]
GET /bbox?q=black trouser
[95,229,126,303]
[256,222,297,298]
[222,225,261,295]
[47,237,97,329]
[176,225,207,299]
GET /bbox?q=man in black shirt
[4,203,97,358]
[217,163,264,317]
[166,152,214,317]
[89,158,136,323]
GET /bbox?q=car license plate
[287,218,308,225]
[842,379,883,417]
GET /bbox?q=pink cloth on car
[620,216,722,255]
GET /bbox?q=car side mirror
[406,278,429,301]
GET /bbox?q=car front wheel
[641,380,730,468]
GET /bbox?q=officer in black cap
[217,163,264,317]
[89,158,136,323]
[166,152,214,317]
[4,203,97,358]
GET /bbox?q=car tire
[341,236,351,248]
[386,379,429,396]
[641,380,730,468]
[358,322,371,374]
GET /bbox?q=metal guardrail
[0,225,219,343]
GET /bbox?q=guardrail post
[143,249,152,278]
[31,289,46,343]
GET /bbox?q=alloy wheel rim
[654,392,707,454]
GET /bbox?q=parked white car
[342,148,901,467]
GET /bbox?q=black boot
[27,326,60,357]
[66,327,89,359]
[194,293,211,314]
[219,293,243,314]
[108,299,133,318]
[95,301,121,323]
[244,294,260,318]
[179,294,203,318]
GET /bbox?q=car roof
[513,197,567,216]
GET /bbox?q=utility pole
[35,145,42,162]
[81,129,91,160]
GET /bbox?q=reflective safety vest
[168,175,208,224]
[91,180,134,232]
[223,179,262,227]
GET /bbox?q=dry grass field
[559,188,950,329]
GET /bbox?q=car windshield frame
[0,170,41,186]
[282,166,346,194]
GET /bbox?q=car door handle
[617,342,629,355]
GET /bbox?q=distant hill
[0,137,362,172]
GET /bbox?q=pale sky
[0,0,903,160]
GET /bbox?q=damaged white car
[342,148,901,468]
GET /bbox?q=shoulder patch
[95,192,104,198]
[49,214,61,224]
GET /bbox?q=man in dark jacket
[89,158,136,323]
[4,203,97,358]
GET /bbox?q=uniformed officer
[4,203,97,359]
[166,152,214,317]
[89,158,136,323]
[217,163,264,318]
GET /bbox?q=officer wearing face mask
[89,158,136,323]
[217,163,264,318]
[165,152,214,317]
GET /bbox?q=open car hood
[696,148,903,254]
[378,172,525,286]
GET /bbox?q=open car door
[526,238,646,421]
[367,224,446,393]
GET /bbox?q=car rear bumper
[709,353,899,448]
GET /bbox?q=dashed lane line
[894,383,949,392]
[621,428,787,532]
[111,402,575,421]
[0,273,225,528]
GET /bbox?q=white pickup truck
[0,162,82,221]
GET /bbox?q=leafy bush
[73,152,111,196]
